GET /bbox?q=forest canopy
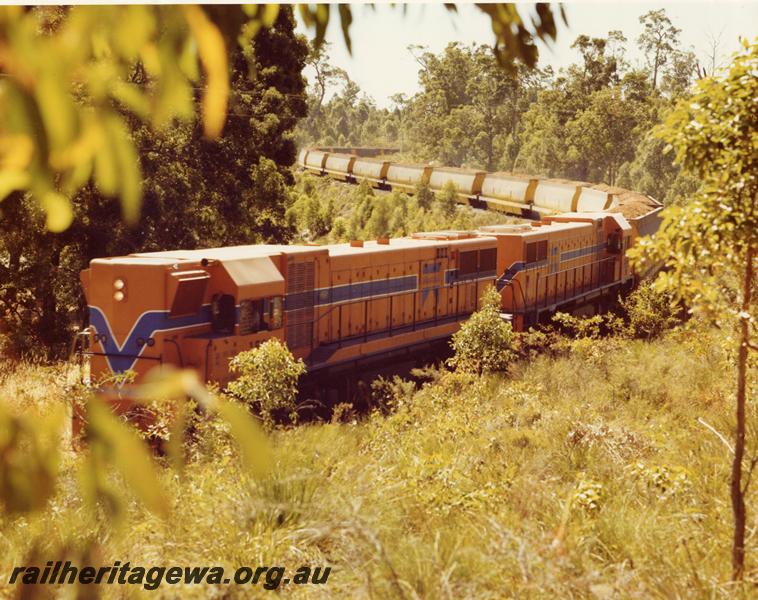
[298,9,703,199]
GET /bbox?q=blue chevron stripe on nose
[88,305,213,373]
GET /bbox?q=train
[297,147,664,219]
[77,148,661,393]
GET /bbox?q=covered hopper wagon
[298,148,648,220]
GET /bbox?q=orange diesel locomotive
[79,211,653,387]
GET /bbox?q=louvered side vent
[286,311,314,349]
[286,261,315,349]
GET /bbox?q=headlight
[113,278,125,290]
[113,291,125,302]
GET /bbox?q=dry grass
[0,324,754,599]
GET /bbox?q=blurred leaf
[35,75,78,152]
[0,81,47,173]
[0,403,61,514]
[104,114,142,224]
[0,169,30,200]
[298,4,330,50]
[135,367,212,406]
[86,399,168,517]
[473,3,556,72]
[140,42,162,77]
[0,134,34,171]
[166,403,187,475]
[178,36,200,81]
[297,4,314,28]
[40,190,73,232]
[131,368,271,478]
[112,5,154,60]
[338,4,353,55]
[261,4,280,28]
[153,41,195,128]
[93,128,118,197]
[183,5,229,139]
[217,399,271,479]
[111,81,151,120]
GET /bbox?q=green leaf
[0,169,30,201]
[93,124,119,197]
[260,4,280,28]
[40,191,73,232]
[105,114,142,224]
[35,75,78,152]
[136,367,212,406]
[217,399,271,479]
[111,81,151,120]
[184,5,229,139]
[338,5,353,55]
[87,400,168,517]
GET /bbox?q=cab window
[239,299,264,334]
[525,240,547,264]
[239,296,284,335]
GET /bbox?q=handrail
[505,255,618,315]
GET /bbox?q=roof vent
[350,240,364,248]
[377,238,390,245]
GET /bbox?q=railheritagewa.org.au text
[8,561,331,590]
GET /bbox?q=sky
[295,1,758,108]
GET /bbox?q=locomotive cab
[80,249,289,388]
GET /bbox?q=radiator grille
[286,261,315,349]
[287,261,315,294]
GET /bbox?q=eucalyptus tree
[629,40,757,580]
[638,9,682,90]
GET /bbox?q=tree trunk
[732,244,754,580]
[652,50,660,90]
[37,240,63,355]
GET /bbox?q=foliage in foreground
[0,323,753,598]
[630,38,757,580]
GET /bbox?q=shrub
[366,196,391,238]
[551,310,626,339]
[448,285,516,375]
[414,181,434,210]
[227,339,306,428]
[330,217,347,242]
[620,281,681,339]
[437,180,458,217]
[370,375,416,413]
